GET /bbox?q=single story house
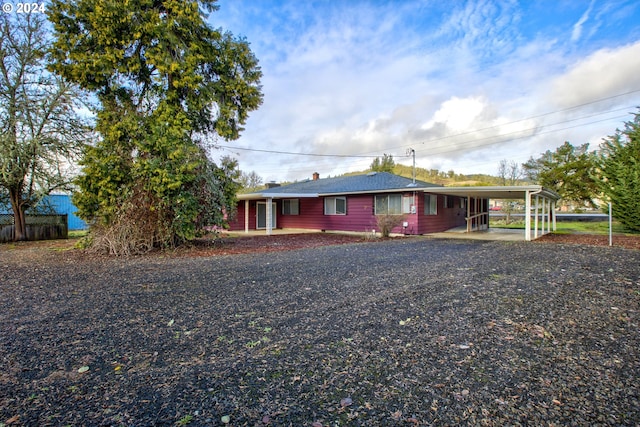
[229,172,561,241]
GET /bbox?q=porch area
[427,226,531,242]
[221,227,531,242]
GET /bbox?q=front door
[256,202,276,229]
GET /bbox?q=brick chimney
[312,172,320,181]
[265,181,280,189]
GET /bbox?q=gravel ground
[1,237,639,426]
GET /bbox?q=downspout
[412,191,417,234]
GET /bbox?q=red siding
[228,200,258,230]
[279,196,378,232]
[277,198,323,229]
[229,193,480,235]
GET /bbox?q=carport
[423,185,561,241]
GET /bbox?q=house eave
[237,193,320,200]
[238,187,436,200]
[237,185,560,201]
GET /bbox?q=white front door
[256,202,276,229]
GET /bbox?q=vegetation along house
[229,172,561,240]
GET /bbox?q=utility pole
[407,148,416,185]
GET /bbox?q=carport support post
[544,198,549,234]
[547,198,552,233]
[525,190,532,241]
[534,195,539,238]
[540,196,546,236]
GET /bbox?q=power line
[217,89,640,160]
[217,145,380,158]
[411,89,640,147]
[413,109,634,156]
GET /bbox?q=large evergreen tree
[47,0,262,253]
[522,141,598,209]
[370,154,395,172]
[596,110,640,232]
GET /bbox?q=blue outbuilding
[39,194,88,230]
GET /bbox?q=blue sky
[210,0,640,182]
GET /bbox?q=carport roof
[424,185,561,201]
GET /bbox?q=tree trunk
[9,188,27,241]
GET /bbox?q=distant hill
[344,164,529,187]
[241,164,531,193]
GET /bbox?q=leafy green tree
[370,154,395,172]
[596,111,640,231]
[523,141,599,209]
[0,13,88,241]
[47,0,263,252]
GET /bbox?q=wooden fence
[0,214,68,242]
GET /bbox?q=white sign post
[609,202,613,247]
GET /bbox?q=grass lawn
[68,230,88,238]
[492,219,638,235]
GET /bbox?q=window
[403,194,415,214]
[375,194,402,215]
[282,199,299,215]
[375,194,415,215]
[324,197,346,215]
[425,194,437,215]
[460,197,467,210]
[444,196,455,208]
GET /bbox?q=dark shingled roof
[256,172,441,196]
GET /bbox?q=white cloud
[571,0,594,42]
[548,41,640,108]
[212,0,640,180]
[421,97,487,133]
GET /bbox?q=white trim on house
[238,193,319,200]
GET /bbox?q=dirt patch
[3,231,638,261]
[535,233,640,250]
[0,233,369,266]
[184,232,368,256]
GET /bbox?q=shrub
[376,214,405,238]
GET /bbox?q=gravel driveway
[1,238,639,426]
